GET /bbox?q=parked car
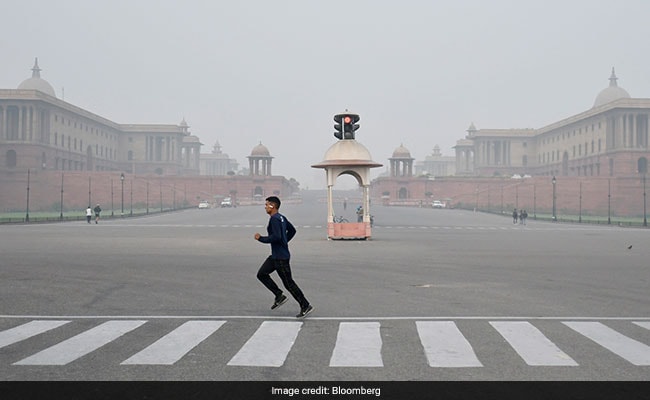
[432,200,446,209]
[198,201,210,209]
[220,197,232,207]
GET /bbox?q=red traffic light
[343,116,352,124]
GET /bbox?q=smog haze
[2,0,650,189]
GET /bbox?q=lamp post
[25,169,31,222]
[88,176,91,208]
[500,184,504,214]
[130,179,133,216]
[608,178,611,225]
[552,175,557,222]
[643,172,648,226]
[487,185,491,213]
[111,179,114,217]
[533,183,537,220]
[60,173,64,220]
[120,173,125,217]
[475,186,479,212]
[515,183,519,209]
[146,181,150,214]
[579,181,582,223]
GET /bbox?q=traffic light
[343,114,360,139]
[333,112,360,140]
[333,115,343,140]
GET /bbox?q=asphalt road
[1,191,649,382]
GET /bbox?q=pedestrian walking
[512,208,518,224]
[254,196,313,318]
[93,204,102,224]
[85,206,92,223]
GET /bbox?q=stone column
[18,106,23,140]
[327,184,334,222]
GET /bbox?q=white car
[432,200,446,209]
[198,201,210,209]
[220,197,232,207]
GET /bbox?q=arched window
[638,157,648,174]
[5,150,17,167]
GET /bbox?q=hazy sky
[3,0,650,189]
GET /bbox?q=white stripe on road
[416,321,482,367]
[564,321,650,366]
[633,321,650,330]
[121,320,225,365]
[14,320,146,365]
[490,321,577,366]
[227,321,302,367]
[330,322,383,367]
[0,320,70,349]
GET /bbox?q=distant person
[356,205,364,222]
[85,206,92,224]
[522,209,528,225]
[254,196,313,318]
[93,204,102,224]
[512,208,518,224]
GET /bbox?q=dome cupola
[392,143,412,159]
[593,67,630,108]
[250,142,271,157]
[17,58,56,98]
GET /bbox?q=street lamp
[643,174,647,227]
[578,181,582,223]
[60,173,64,220]
[120,173,125,217]
[111,179,114,217]
[500,184,504,214]
[146,181,150,214]
[608,178,611,225]
[552,175,557,222]
[25,169,31,222]
[533,183,537,220]
[130,179,133,216]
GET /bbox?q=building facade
[415,145,456,177]
[455,69,650,179]
[1,59,201,176]
[199,140,239,176]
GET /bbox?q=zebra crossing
[1,317,650,368]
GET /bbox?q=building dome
[312,139,382,168]
[593,68,630,108]
[17,58,56,98]
[250,142,271,156]
[392,143,412,158]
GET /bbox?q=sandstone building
[454,68,650,178]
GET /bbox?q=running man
[254,196,313,318]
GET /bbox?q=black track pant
[257,256,309,309]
